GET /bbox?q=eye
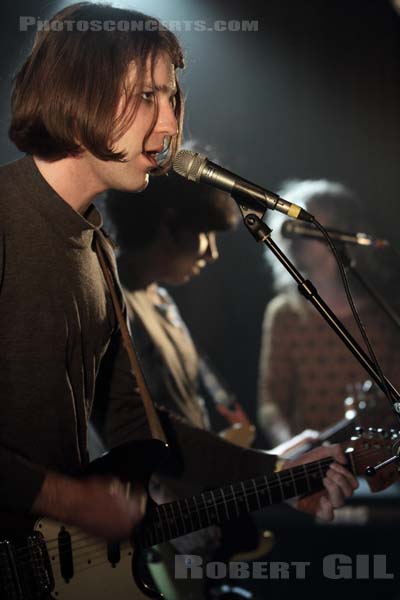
[141,90,155,102]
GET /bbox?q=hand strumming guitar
[32,472,147,541]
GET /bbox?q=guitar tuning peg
[362,380,373,393]
[367,427,377,438]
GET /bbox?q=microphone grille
[172,150,207,182]
[281,220,294,237]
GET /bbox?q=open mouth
[142,151,159,167]
[142,145,165,168]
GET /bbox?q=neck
[33,155,106,214]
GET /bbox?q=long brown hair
[9,2,184,169]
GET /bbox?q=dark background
[1,0,400,425]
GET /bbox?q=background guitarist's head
[105,170,239,288]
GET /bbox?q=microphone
[172,150,313,222]
[281,220,390,248]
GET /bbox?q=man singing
[0,1,356,556]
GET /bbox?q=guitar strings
[14,446,383,563]
[11,446,385,570]
[17,455,337,554]
[13,447,381,575]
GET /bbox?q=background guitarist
[101,170,249,433]
[0,1,356,565]
[258,179,400,447]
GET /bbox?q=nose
[198,232,219,266]
[155,98,178,137]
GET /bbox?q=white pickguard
[35,518,152,600]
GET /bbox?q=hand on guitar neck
[32,472,147,541]
[280,444,359,521]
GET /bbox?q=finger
[325,469,353,498]
[329,462,358,489]
[323,476,346,508]
[316,495,333,521]
[129,488,148,521]
[292,443,345,468]
[326,445,347,464]
[108,478,125,497]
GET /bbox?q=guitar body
[34,518,150,600]
[0,439,168,600]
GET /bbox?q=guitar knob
[368,427,377,433]
[354,426,363,435]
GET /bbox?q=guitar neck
[284,418,355,460]
[139,454,350,548]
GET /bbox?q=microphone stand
[232,196,400,432]
[339,246,400,333]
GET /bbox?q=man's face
[85,52,178,193]
[160,231,219,285]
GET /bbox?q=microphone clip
[232,189,268,233]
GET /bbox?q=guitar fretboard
[139,457,338,548]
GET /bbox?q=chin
[164,273,192,286]
[118,171,149,193]
[134,173,150,192]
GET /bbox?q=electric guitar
[1,429,399,600]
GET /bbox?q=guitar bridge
[0,533,54,600]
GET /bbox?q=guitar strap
[95,235,167,444]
